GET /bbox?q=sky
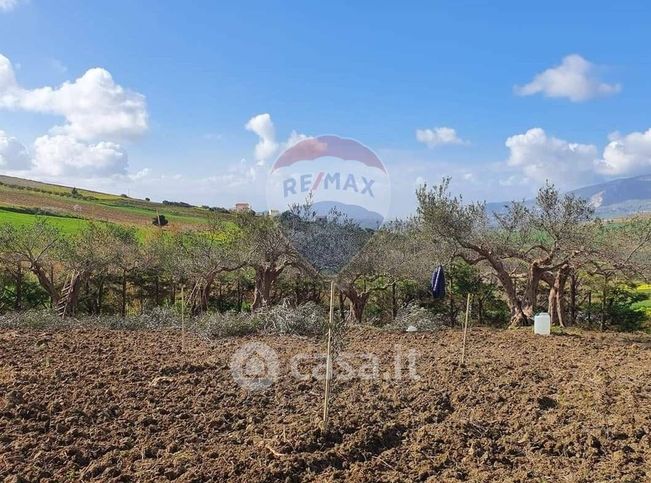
[1,0,651,217]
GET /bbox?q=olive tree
[337,219,428,323]
[56,223,120,315]
[237,213,309,310]
[178,219,245,313]
[417,179,595,327]
[0,219,63,306]
[106,225,142,316]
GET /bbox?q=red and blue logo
[266,135,391,228]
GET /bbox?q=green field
[0,174,225,230]
[0,207,90,234]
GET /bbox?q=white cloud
[0,0,23,12]
[0,55,17,92]
[245,113,278,165]
[515,54,620,102]
[128,168,150,181]
[0,53,150,180]
[285,129,309,148]
[0,129,130,178]
[596,129,651,176]
[32,134,128,177]
[0,130,30,170]
[205,158,259,187]
[245,113,309,165]
[416,127,466,148]
[0,54,148,141]
[505,128,598,187]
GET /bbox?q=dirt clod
[0,327,650,481]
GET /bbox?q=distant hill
[311,200,384,229]
[0,174,220,231]
[487,174,651,219]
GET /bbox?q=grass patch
[0,207,158,239]
[0,207,90,234]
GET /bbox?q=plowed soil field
[1,327,650,482]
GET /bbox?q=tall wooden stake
[322,280,335,432]
[181,285,186,352]
[460,293,472,366]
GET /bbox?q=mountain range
[486,174,651,218]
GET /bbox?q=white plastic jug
[534,312,551,335]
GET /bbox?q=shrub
[384,303,444,332]
[0,309,65,330]
[162,200,193,208]
[152,214,169,227]
[196,311,263,338]
[98,307,181,331]
[195,302,326,338]
[255,301,326,336]
[0,304,328,338]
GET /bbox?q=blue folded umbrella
[431,265,445,299]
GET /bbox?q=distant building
[233,202,251,212]
[268,209,280,217]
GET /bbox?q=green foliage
[580,282,649,332]
[606,285,648,331]
[0,207,90,234]
[631,299,651,318]
[0,276,50,312]
[422,261,509,327]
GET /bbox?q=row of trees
[417,180,651,328]
[1,182,650,330]
[0,213,306,317]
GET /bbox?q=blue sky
[1,0,651,216]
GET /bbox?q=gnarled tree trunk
[522,263,544,320]
[547,265,570,327]
[484,255,528,328]
[252,266,282,310]
[190,272,218,315]
[341,285,370,323]
[30,263,60,307]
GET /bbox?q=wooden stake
[322,280,335,432]
[460,293,472,366]
[181,285,186,352]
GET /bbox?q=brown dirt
[1,327,650,482]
